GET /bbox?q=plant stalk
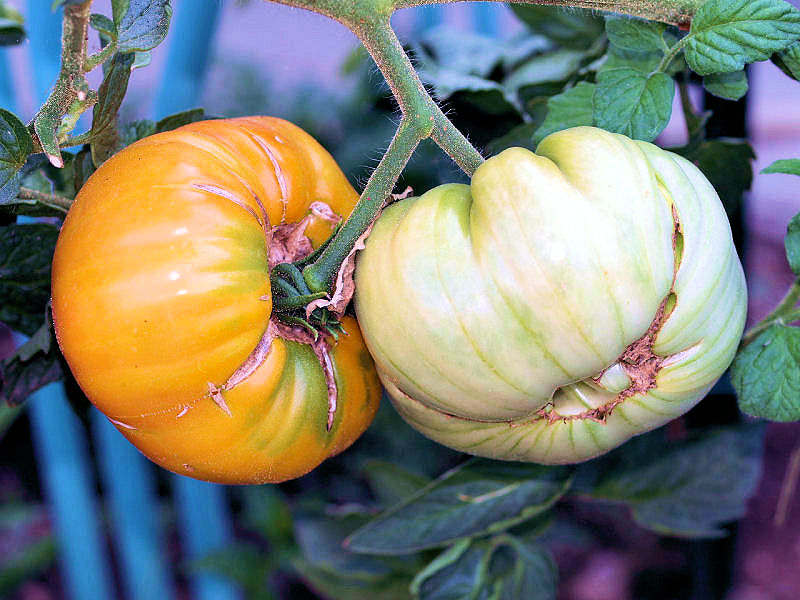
[741,280,800,347]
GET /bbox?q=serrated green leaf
[12,318,53,362]
[703,69,749,100]
[510,5,604,50]
[733,325,800,420]
[762,158,800,175]
[786,212,800,275]
[114,0,172,53]
[155,108,206,133]
[0,224,58,336]
[363,461,431,508]
[344,459,572,555]
[605,15,668,53]
[534,81,595,145]
[0,109,34,203]
[120,119,156,147]
[685,0,800,76]
[578,425,764,537]
[772,39,800,79]
[601,44,664,74]
[413,537,557,600]
[89,13,116,39]
[594,68,674,142]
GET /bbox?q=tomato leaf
[91,51,135,166]
[533,81,595,145]
[0,109,34,205]
[0,336,64,407]
[593,68,674,142]
[0,224,58,337]
[344,459,572,555]
[574,425,765,537]
[113,0,172,53]
[785,212,800,276]
[702,70,749,100]
[605,15,667,54]
[772,39,800,80]
[733,325,800,421]
[762,158,800,176]
[0,1,25,46]
[89,13,116,41]
[155,108,206,133]
[412,536,557,600]
[363,460,431,508]
[684,0,800,76]
[509,5,604,50]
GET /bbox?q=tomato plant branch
[16,187,73,213]
[28,0,95,167]
[741,279,800,347]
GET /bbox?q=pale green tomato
[355,126,747,464]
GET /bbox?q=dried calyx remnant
[537,202,684,425]
[201,199,352,431]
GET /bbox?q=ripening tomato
[52,117,381,484]
[355,126,746,464]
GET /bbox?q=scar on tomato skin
[182,464,194,472]
[176,405,189,418]
[191,183,262,225]
[108,417,137,430]
[207,382,232,416]
[251,134,289,224]
[269,217,313,269]
[222,325,275,391]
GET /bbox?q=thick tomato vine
[52,117,381,484]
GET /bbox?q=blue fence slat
[472,3,500,36]
[27,384,116,600]
[26,2,62,104]
[415,4,444,31]
[172,477,239,600]
[0,51,18,114]
[154,1,222,118]
[92,412,177,600]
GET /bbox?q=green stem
[28,1,93,162]
[16,187,73,212]
[399,0,703,26]
[84,39,117,72]
[741,280,800,347]
[657,35,690,73]
[302,116,426,292]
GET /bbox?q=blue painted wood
[154,0,222,119]
[92,412,177,600]
[415,4,444,31]
[472,3,500,36]
[172,477,239,600]
[26,383,116,600]
[26,1,61,105]
[0,51,17,114]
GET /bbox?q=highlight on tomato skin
[354,126,747,465]
[51,116,381,485]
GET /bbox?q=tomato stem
[741,279,800,347]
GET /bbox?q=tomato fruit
[355,126,746,464]
[52,117,381,484]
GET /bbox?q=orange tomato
[52,117,380,484]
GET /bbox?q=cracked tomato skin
[52,117,381,484]
[355,126,747,464]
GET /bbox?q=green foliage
[533,82,594,144]
[605,15,668,53]
[786,211,800,276]
[762,158,800,176]
[0,224,58,336]
[345,460,572,554]
[91,52,136,165]
[772,39,800,79]
[0,110,34,204]
[594,69,674,141]
[575,425,765,537]
[412,536,557,600]
[685,0,800,75]
[113,0,172,53]
[703,70,749,100]
[733,325,800,421]
[0,0,24,46]
[0,504,55,596]
[509,5,604,50]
